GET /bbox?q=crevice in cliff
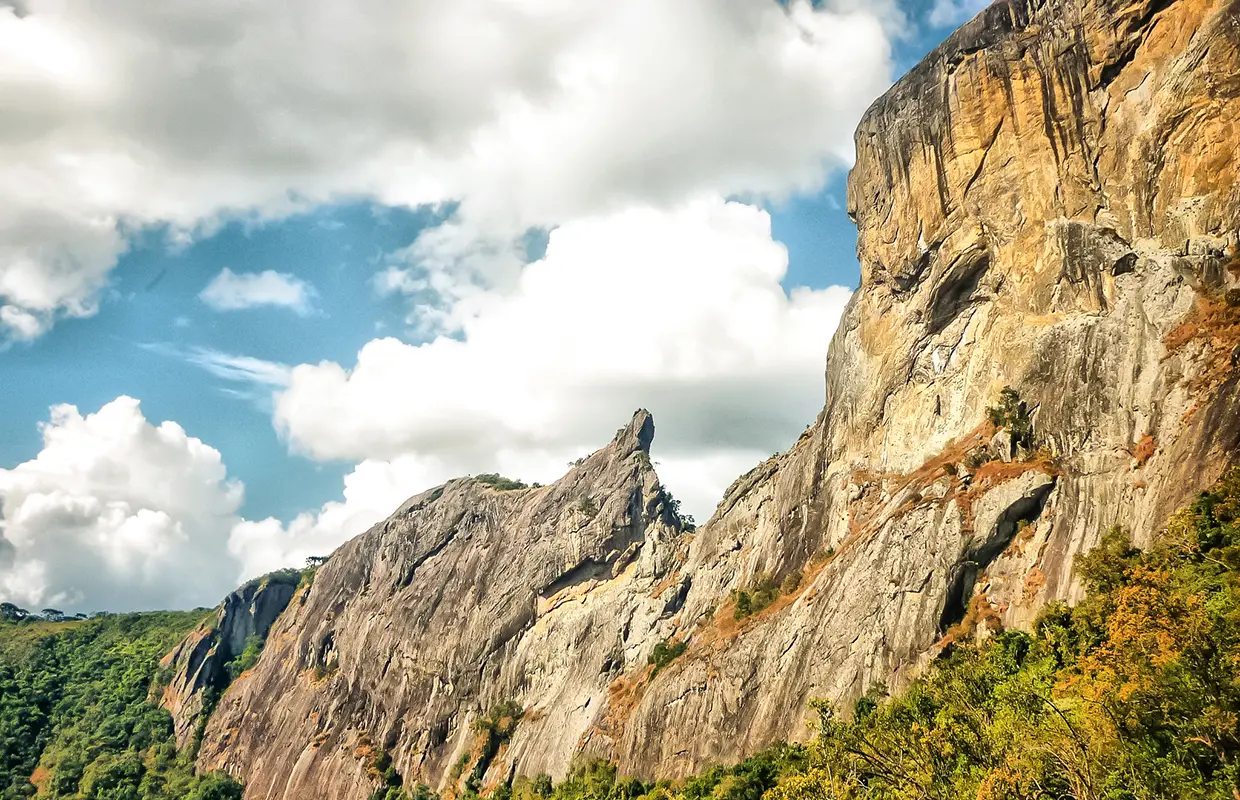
[537,558,611,600]
[397,526,462,589]
[963,117,1005,199]
[938,480,1054,635]
[1097,0,1174,90]
[927,249,990,335]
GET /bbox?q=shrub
[964,446,992,470]
[648,639,688,675]
[733,591,752,620]
[732,573,784,620]
[985,386,1035,450]
[475,473,529,491]
[260,567,305,587]
[226,633,263,679]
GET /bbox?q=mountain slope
[183,0,1240,795]
[610,0,1240,775]
[196,412,690,798]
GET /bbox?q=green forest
[6,467,1240,799]
[0,610,242,800]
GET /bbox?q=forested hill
[0,610,243,800]
[6,467,1240,798]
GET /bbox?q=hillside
[0,610,242,799]
[158,0,1240,796]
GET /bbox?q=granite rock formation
[160,575,298,747]
[177,0,1240,795]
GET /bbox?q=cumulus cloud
[199,268,317,315]
[0,0,892,341]
[220,198,852,570]
[0,200,855,600]
[1,0,893,600]
[279,199,849,465]
[0,397,243,612]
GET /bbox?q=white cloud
[199,268,316,315]
[0,397,243,612]
[229,456,450,579]
[928,0,990,27]
[253,198,852,557]
[193,353,290,390]
[0,0,892,341]
[0,0,893,597]
[0,201,855,600]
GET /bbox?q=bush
[964,446,992,470]
[732,591,753,620]
[985,386,1035,450]
[648,639,687,675]
[475,473,529,491]
[226,633,263,679]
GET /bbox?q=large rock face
[197,413,689,798]
[189,0,1240,795]
[160,575,298,747]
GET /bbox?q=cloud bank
[0,0,900,610]
[0,0,890,342]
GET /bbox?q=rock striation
[195,413,690,798]
[177,0,1240,795]
[160,574,298,747]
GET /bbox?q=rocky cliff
[195,414,690,798]
[181,0,1240,796]
[160,574,298,747]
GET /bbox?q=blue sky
[3,178,871,523]
[0,0,981,611]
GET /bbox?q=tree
[189,772,245,800]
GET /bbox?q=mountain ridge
[166,0,1240,796]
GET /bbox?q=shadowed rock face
[196,412,690,798]
[160,577,298,747]
[184,0,1240,795]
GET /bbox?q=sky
[0,0,988,613]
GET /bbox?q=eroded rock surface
[196,412,689,798]
[160,575,298,747]
[188,0,1240,795]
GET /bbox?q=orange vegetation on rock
[1131,434,1157,466]
[1164,294,1240,396]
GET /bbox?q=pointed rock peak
[615,408,655,455]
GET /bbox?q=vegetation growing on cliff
[0,611,244,800]
[496,466,1240,800]
[647,639,687,676]
[475,474,529,492]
